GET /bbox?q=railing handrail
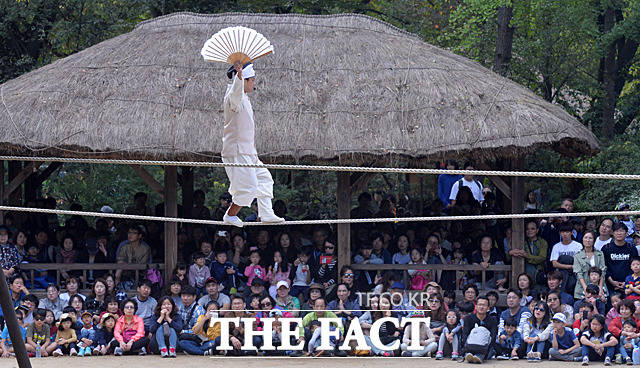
[350,264,511,271]
[20,263,164,271]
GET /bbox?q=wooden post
[7,161,22,205]
[0,161,4,224]
[337,172,351,272]
[164,166,178,282]
[511,157,525,286]
[181,167,194,219]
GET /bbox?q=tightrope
[1,155,639,180]
[0,205,636,226]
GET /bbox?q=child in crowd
[211,249,241,294]
[436,309,462,360]
[443,290,457,311]
[549,313,581,361]
[496,316,522,360]
[244,249,267,287]
[96,313,116,355]
[486,290,502,317]
[77,311,97,356]
[579,314,618,365]
[0,309,27,358]
[407,248,430,290]
[606,293,623,325]
[619,319,638,364]
[290,248,312,299]
[44,309,58,355]
[189,252,210,295]
[625,257,640,301]
[26,309,50,357]
[172,263,189,286]
[52,313,78,356]
[587,267,608,299]
[191,301,222,355]
[400,310,437,357]
[266,250,293,299]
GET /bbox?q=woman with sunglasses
[523,301,553,361]
[112,299,149,356]
[547,291,574,325]
[425,293,447,338]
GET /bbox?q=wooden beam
[337,172,351,272]
[477,162,511,199]
[3,161,42,202]
[350,172,376,195]
[0,161,4,223]
[130,165,164,199]
[510,156,525,286]
[35,162,62,184]
[181,167,194,219]
[164,166,178,283]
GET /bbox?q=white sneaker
[223,209,243,227]
[257,197,285,223]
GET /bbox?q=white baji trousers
[222,154,274,207]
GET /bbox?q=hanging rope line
[1,205,637,226]
[0,155,639,180]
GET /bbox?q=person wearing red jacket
[112,299,149,355]
[608,299,640,338]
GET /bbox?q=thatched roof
[0,12,599,164]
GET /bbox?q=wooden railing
[19,263,164,291]
[350,263,512,290]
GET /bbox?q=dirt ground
[0,356,610,368]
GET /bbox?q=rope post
[337,172,351,272]
[511,157,525,286]
[164,166,178,283]
[0,270,32,368]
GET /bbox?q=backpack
[457,178,482,196]
[466,324,491,346]
[145,264,164,299]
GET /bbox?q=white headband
[243,64,255,79]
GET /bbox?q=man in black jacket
[460,295,498,364]
[603,222,639,292]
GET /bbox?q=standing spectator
[125,192,153,216]
[509,220,547,282]
[266,250,293,299]
[550,223,583,293]
[449,161,484,205]
[625,257,640,300]
[115,224,151,288]
[595,218,614,251]
[243,249,267,287]
[438,160,462,209]
[192,190,211,220]
[574,232,607,299]
[0,225,20,278]
[603,223,638,292]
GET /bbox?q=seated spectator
[274,280,300,317]
[425,293,447,337]
[85,278,109,318]
[460,295,498,364]
[572,302,595,338]
[327,283,361,322]
[188,252,210,295]
[266,250,293,299]
[370,233,392,264]
[166,277,184,310]
[313,241,338,295]
[579,314,617,365]
[609,299,640,339]
[392,234,411,264]
[548,312,580,361]
[514,273,536,307]
[112,299,149,356]
[187,301,222,355]
[0,225,21,279]
[618,319,638,364]
[243,248,267,288]
[389,282,413,317]
[300,283,324,318]
[95,313,116,355]
[605,293,623,325]
[222,294,260,356]
[25,308,50,356]
[115,224,151,288]
[625,257,640,300]
[462,283,479,306]
[21,294,38,325]
[547,291,574,326]
[486,290,502,317]
[470,234,506,291]
[442,246,468,291]
[148,296,183,357]
[55,236,80,281]
[177,285,205,339]
[498,289,531,339]
[574,232,607,299]
[353,243,384,289]
[401,309,437,357]
[301,297,344,356]
[197,277,230,311]
[51,312,77,357]
[210,249,241,295]
[76,311,97,356]
[523,301,553,361]
[436,308,462,360]
[542,270,574,306]
[133,280,157,333]
[125,192,153,216]
[573,284,605,320]
[495,316,522,360]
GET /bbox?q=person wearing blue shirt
[438,160,462,209]
[177,286,205,335]
[549,313,581,361]
[0,309,27,357]
[496,316,522,360]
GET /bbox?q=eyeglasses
[429,299,440,303]
[260,302,272,307]
[534,307,546,312]
[344,273,354,277]
[547,298,559,302]
[325,246,334,250]
[124,305,135,309]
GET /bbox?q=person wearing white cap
[549,312,581,361]
[220,62,284,227]
[274,280,300,317]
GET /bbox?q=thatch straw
[0,12,599,165]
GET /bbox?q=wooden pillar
[337,172,351,272]
[164,166,178,282]
[0,161,4,224]
[181,167,194,219]
[510,157,525,286]
[7,161,22,205]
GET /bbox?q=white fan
[201,26,274,65]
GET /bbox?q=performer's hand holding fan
[201,26,274,65]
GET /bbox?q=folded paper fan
[201,26,274,65]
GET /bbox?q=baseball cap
[552,313,567,323]
[276,280,290,289]
[617,202,630,211]
[585,283,600,295]
[204,277,218,286]
[100,205,114,213]
[391,281,405,290]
